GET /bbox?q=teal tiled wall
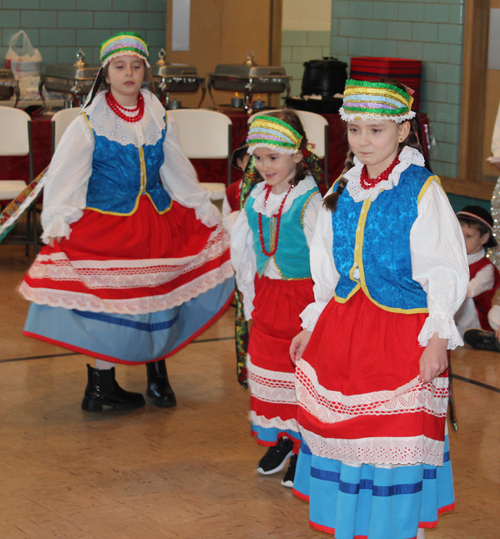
[0,0,166,67]
[330,0,465,178]
[281,30,331,96]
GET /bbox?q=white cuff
[222,210,240,237]
[41,215,75,244]
[300,301,327,332]
[418,312,463,350]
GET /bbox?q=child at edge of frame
[230,110,324,489]
[18,31,234,412]
[456,205,500,351]
[289,79,469,539]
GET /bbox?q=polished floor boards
[1,244,500,539]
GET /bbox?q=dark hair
[253,109,309,186]
[324,78,427,212]
[458,217,490,237]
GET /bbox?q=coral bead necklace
[105,91,145,123]
[258,183,295,257]
[360,153,400,190]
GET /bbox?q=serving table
[0,107,430,191]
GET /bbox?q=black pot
[301,57,348,98]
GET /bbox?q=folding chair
[0,106,39,255]
[51,107,82,154]
[167,109,232,202]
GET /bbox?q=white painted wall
[282,0,332,32]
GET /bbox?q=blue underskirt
[24,277,234,364]
[293,436,454,539]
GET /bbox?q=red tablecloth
[0,114,52,183]
[0,110,430,191]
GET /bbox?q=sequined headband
[340,79,415,123]
[247,115,302,155]
[100,32,150,68]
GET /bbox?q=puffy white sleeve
[40,115,94,243]
[302,192,322,247]
[231,209,257,320]
[159,115,221,227]
[411,180,469,349]
[300,194,340,331]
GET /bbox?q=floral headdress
[340,79,415,123]
[84,32,150,110]
[246,115,302,154]
[100,31,150,68]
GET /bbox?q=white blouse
[41,90,221,243]
[231,176,322,320]
[300,147,469,350]
[466,250,495,298]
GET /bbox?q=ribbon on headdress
[340,79,416,123]
[234,157,261,388]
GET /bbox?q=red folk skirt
[20,197,232,314]
[248,275,314,452]
[296,290,449,467]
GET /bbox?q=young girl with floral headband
[231,110,323,488]
[289,80,468,538]
[19,32,233,412]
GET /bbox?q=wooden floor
[1,243,500,539]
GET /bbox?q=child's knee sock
[417,528,425,539]
[95,359,117,370]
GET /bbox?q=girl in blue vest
[289,80,469,539]
[19,32,233,412]
[231,111,323,489]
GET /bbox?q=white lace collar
[344,146,426,202]
[83,89,166,148]
[250,175,317,217]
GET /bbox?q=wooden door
[164,0,282,109]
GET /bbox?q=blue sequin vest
[246,184,318,280]
[333,165,435,313]
[83,112,172,215]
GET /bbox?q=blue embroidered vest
[84,113,172,215]
[333,165,435,312]
[246,185,318,280]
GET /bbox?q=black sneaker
[257,437,294,475]
[464,328,500,352]
[281,454,297,488]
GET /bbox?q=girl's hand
[419,333,448,384]
[48,237,63,247]
[290,329,312,365]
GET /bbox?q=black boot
[146,360,176,407]
[81,364,146,412]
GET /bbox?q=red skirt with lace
[20,196,232,315]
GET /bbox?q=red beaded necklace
[360,154,400,190]
[258,183,295,257]
[105,91,145,123]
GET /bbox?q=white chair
[248,109,329,179]
[167,109,232,201]
[51,107,82,154]
[0,106,39,254]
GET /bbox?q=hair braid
[323,150,355,212]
